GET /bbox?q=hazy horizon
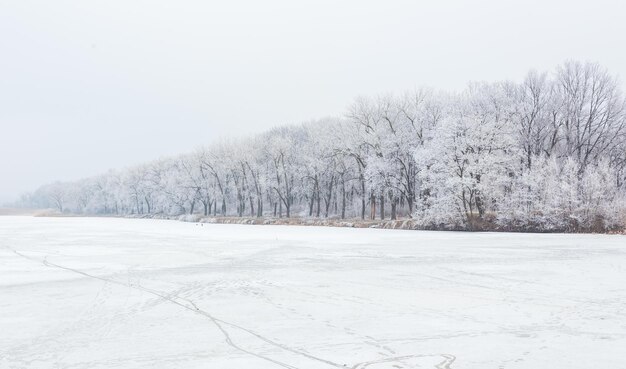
[2,0,626,203]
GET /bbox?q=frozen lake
[1,216,625,368]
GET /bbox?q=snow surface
[1,216,625,369]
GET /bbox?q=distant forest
[20,62,626,232]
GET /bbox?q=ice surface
[1,216,625,368]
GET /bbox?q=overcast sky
[1,0,625,203]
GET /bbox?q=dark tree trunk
[144,196,151,214]
[316,192,321,217]
[341,182,346,219]
[189,199,196,215]
[308,194,314,216]
[361,180,366,220]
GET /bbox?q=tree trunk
[341,181,346,219]
[144,196,151,214]
[308,194,314,216]
[316,191,321,217]
[361,180,366,220]
[361,197,365,219]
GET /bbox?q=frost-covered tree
[21,61,626,231]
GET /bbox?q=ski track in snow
[5,247,455,369]
[1,216,625,368]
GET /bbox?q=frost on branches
[20,62,626,232]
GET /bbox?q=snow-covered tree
[20,61,626,231]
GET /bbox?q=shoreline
[4,208,623,235]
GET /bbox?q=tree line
[21,61,626,231]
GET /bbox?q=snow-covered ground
[1,217,625,369]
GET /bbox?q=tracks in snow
[7,247,455,369]
[351,353,456,369]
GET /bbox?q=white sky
[1,0,625,203]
